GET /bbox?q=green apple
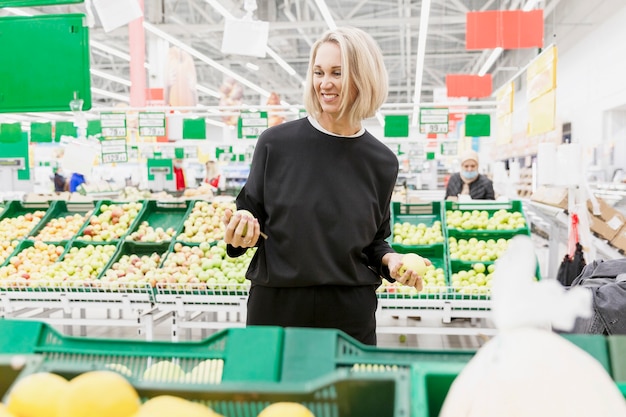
[399,253,428,276]
[235,209,254,236]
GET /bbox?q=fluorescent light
[90,69,132,86]
[143,21,272,98]
[204,0,234,19]
[245,62,260,71]
[91,88,130,103]
[522,0,540,11]
[314,0,337,30]
[265,48,299,77]
[411,0,432,126]
[478,47,503,77]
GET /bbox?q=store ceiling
[1,0,624,119]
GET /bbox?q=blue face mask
[462,170,478,180]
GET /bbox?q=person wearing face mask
[445,150,495,200]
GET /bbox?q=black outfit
[445,172,495,200]
[53,173,66,192]
[227,117,399,345]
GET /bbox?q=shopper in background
[68,172,86,193]
[445,150,495,200]
[52,168,67,193]
[204,160,221,191]
[222,26,430,346]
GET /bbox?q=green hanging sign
[0,123,30,180]
[384,115,409,137]
[465,114,491,137]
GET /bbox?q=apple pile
[40,244,117,287]
[0,242,65,285]
[0,211,46,241]
[392,220,444,246]
[33,212,92,242]
[126,221,177,242]
[152,240,254,291]
[446,209,526,231]
[100,252,164,290]
[79,202,143,241]
[0,240,19,265]
[176,201,235,243]
[450,262,495,295]
[448,236,510,262]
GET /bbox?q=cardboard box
[530,186,568,209]
[610,224,626,253]
[587,198,626,242]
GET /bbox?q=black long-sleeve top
[227,117,399,287]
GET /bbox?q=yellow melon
[57,370,140,417]
[257,402,315,417]
[0,403,17,417]
[6,372,68,417]
[133,395,220,417]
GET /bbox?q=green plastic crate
[410,362,465,417]
[391,201,445,251]
[27,200,96,242]
[0,320,284,385]
[280,327,474,383]
[608,335,626,383]
[0,200,51,241]
[125,200,191,243]
[0,0,83,7]
[74,200,144,241]
[560,334,611,375]
[444,200,530,236]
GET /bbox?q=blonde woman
[222,27,430,345]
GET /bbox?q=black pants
[247,284,378,345]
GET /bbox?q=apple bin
[26,199,96,243]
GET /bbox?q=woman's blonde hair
[303,27,389,127]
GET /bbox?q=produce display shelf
[444,200,530,237]
[0,200,51,241]
[125,200,191,242]
[390,201,445,252]
[74,200,145,241]
[26,200,96,243]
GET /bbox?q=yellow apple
[399,253,427,276]
[234,209,254,236]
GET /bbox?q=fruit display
[0,210,46,241]
[177,201,235,243]
[125,221,177,242]
[392,220,444,246]
[450,262,496,295]
[40,244,117,286]
[0,242,65,284]
[79,202,143,241]
[0,240,19,265]
[32,212,92,242]
[448,236,510,262]
[445,209,526,231]
[152,240,254,291]
[100,251,165,290]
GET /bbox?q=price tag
[100,112,127,138]
[419,108,449,134]
[138,112,166,137]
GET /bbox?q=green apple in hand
[399,253,428,276]
[234,209,254,236]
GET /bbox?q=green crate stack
[26,200,96,243]
[443,200,530,236]
[125,200,191,243]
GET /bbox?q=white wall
[556,4,626,149]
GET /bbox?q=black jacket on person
[227,117,399,288]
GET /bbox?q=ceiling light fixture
[314,0,337,30]
[90,69,132,87]
[411,0,432,127]
[478,47,503,77]
[143,21,272,98]
[196,85,221,98]
[91,88,130,103]
[245,62,260,71]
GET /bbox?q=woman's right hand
[222,208,260,248]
